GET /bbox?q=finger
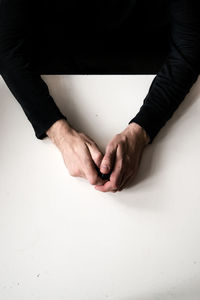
[95,144,124,192]
[109,144,125,187]
[86,141,110,184]
[100,144,116,174]
[83,143,107,186]
[118,174,133,191]
[95,180,117,192]
[117,171,126,190]
[85,141,104,168]
[118,150,143,191]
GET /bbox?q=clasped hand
[54,121,149,193]
[95,123,149,192]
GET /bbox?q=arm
[128,0,200,144]
[0,0,67,139]
[0,0,111,186]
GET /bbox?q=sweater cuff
[34,113,68,140]
[128,105,168,144]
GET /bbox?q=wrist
[127,122,150,146]
[46,119,73,148]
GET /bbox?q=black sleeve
[128,0,200,144]
[0,0,67,139]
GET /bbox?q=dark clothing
[0,0,199,144]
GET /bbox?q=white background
[0,74,200,300]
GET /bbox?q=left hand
[95,123,150,192]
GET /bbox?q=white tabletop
[0,74,200,300]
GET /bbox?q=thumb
[100,146,116,174]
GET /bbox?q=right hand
[46,119,108,186]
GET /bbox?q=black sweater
[0,0,200,144]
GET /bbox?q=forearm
[0,66,68,139]
[129,0,200,144]
[0,0,68,140]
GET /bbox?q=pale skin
[46,118,150,192]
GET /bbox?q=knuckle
[112,183,118,190]
[69,171,76,177]
[89,179,96,185]
[115,133,120,139]
[89,179,95,185]
[69,169,79,177]
[120,135,126,143]
[124,134,128,141]
[88,175,98,185]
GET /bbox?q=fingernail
[101,164,109,171]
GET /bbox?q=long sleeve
[128,0,200,144]
[0,0,67,139]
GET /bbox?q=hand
[95,122,150,193]
[46,119,108,186]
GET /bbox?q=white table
[0,74,200,300]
